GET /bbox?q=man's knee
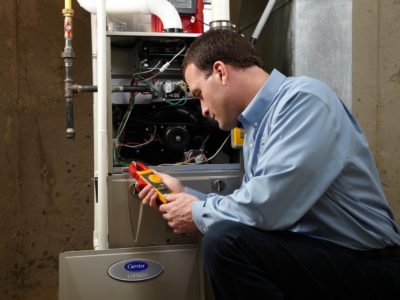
[201,221,286,298]
[202,221,239,260]
[201,221,254,267]
[203,220,245,244]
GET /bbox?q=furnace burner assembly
[110,36,235,166]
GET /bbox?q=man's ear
[212,61,227,85]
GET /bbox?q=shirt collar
[238,69,287,129]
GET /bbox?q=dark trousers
[202,221,400,300]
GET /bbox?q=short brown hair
[182,29,263,77]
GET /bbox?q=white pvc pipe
[211,0,230,22]
[146,0,181,30]
[90,14,100,250]
[251,0,277,41]
[76,0,182,30]
[96,0,109,250]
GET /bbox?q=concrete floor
[0,0,399,299]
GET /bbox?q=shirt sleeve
[192,91,344,233]
[185,187,207,200]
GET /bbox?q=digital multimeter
[128,162,172,204]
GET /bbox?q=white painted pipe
[211,0,230,22]
[76,0,182,30]
[96,0,109,250]
[146,0,181,30]
[90,14,100,250]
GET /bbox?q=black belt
[359,245,400,258]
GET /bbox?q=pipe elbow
[76,0,97,14]
[77,0,148,14]
[147,0,182,31]
[76,0,182,31]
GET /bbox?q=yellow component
[136,169,172,204]
[65,0,72,10]
[62,0,74,17]
[137,169,153,176]
[231,127,245,149]
[62,8,74,17]
[148,174,162,183]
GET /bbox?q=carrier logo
[124,261,148,272]
[108,258,164,282]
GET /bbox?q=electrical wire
[184,16,209,30]
[169,45,187,65]
[132,60,161,80]
[195,134,230,164]
[199,135,210,152]
[113,94,136,165]
[137,45,187,82]
[165,96,187,106]
[157,133,230,166]
[115,94,136,141]
[117,126,157,149]
[139,78,163,97]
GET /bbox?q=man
[138,29,400,299]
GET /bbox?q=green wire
[114,94,136,165]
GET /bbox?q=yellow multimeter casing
[231,127,245,149]
[136,169,172,204]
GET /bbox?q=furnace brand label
[108,258,164,282]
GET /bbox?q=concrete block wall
[0,0,398,299]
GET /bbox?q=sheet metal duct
[239,0,352,108]
[290,0,352,108]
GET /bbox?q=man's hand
[159,193,199,233]
[137,184,159,208]
[136,171,199,233]
[136,171,185,209]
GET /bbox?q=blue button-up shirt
[191,69,400,250]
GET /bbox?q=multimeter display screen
[140,172,172,195]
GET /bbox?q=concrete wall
[0,0,399,299]
[353,0,400,217]
[0,1,93,299]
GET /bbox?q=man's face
[184,63,238,131]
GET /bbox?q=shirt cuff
[192,200,208,233]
